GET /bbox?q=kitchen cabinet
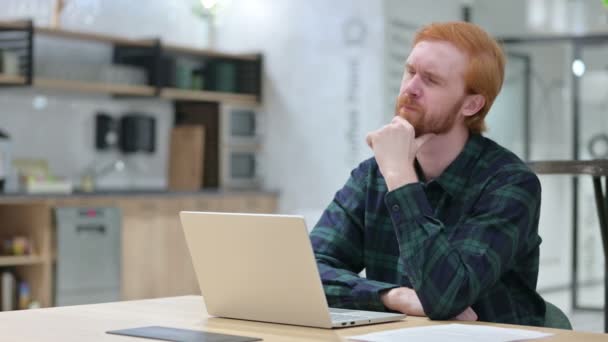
[0,191,278,308]
[0,203,53,309]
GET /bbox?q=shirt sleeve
[310,161,398,312]
[384,169,542,320]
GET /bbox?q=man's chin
[415,125,453,137]
[414,130,430,138]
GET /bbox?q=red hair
[414,22,505,134]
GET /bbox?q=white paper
[348,323,553,342]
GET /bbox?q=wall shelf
[0,255,46,267]
[160,88,258,105]
[0,203,52,309]
[0,74,26,85]
[34,78,156,97]
[0,74,261,104]
[0,19,262,104]
[36,26,154,48]
[2,20,256,60]
[162,43,259,61]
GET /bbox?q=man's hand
[380,287,425,316]
[365,116,434,191]
[380,287,478,321]
[452,306,478,321]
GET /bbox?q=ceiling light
[572,59,586,77]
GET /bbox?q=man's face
[395,40,469,136]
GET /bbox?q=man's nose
[402,75,422,99]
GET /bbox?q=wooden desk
[0,296,606,341]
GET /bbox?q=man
[310,21,546,326]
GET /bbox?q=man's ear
[461,94,485,117]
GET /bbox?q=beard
[394,94,462,137]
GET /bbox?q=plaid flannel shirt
[310,134,546,326]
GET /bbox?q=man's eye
[426,76,438,85]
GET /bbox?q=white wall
[211,0,385,225]
[0,91,172,189]
[212,0,462,226]
[1,0,211,47]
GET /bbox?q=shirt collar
[420,134,484,198]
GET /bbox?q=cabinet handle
[76,225,106,234]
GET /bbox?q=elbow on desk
[423,302,474,321]
[417,288,478,321]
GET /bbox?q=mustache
[395,95,424,115]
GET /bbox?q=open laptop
[179,211,406,329]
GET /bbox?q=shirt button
[392,205,400,212]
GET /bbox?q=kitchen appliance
[219,104,262,189]
[54,207,121,306]
[220,104,262,145]
[220,145,261,189]
[95,113,119,150]
[120,113,156,153]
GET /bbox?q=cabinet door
[120,195,277,300]
[121,198,199,300]
[161,198,199,296]
[121,199,163,300]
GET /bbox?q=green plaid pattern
[310,134,546,326]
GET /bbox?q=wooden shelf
[0,76,261,104]
[0,255,45,267]
[163,43,259,61]
[35,26,154,48]
[0,21,257,60]
[33,78,156,97]
[0,204,52,307]
[0,74,26,85]
[0,20,30,30]
[160,88,258,105]
[0,20,262,104]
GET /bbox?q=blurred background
[0,0,607,333]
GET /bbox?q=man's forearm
[381,287,478,321]
[316,260,399,311]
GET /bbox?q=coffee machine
[82,113,156,191]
